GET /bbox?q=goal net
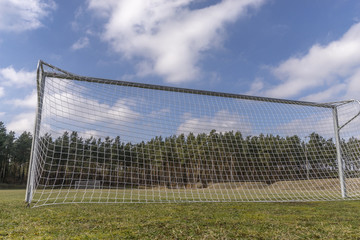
[26,61,360,207]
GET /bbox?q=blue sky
[1,0,360,134]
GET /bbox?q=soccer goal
[26,60,360,207]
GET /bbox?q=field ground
[2,190,360,239]
[30,178,360,207]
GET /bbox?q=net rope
[26,61,360,207]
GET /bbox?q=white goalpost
[26,60,360,207]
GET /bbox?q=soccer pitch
[2,189,360,239]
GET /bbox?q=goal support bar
[333,107,347,198]
[25,62,46,204]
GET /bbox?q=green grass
[30,188,342,207]
[1,190,360,239]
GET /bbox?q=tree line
[36,129,360,189]
[0,122,32,185]
[2,118,360,188]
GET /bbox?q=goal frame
[26,60,360,204]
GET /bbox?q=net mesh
[26,61,360,207]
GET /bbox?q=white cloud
[147,108,170,118]
[80,130,102,139]
[7,112,35,133]
[260,22,360,101]
[43,91,141,126]
[276,100,360,140]
[0,0,56,32]
[301,84,347,102]
[0,66,36,87]
[277,114,334,139]
[11,77,144,139]
[71,6,84,31]
[88,0,265,83]
[177,110,252,136]
[10,90,37,108]
[246,77,264,96]
[0,112,5,117]
[0,66,36,134]
[344,68,360,100]
[71,37,90,50]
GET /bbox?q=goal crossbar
[41,61,334,109]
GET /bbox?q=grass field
[2,190,360,239]
[29,178,355,207]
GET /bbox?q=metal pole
[25,61,46,204]
[42,72,334,109]
[332,107,347,198]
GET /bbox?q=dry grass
[209,182,269,190]
[28,177,360,207]
[204,178,344,193]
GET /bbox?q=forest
[35,128,360,189]
[2,119,360,188]
[0,122,32,185]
